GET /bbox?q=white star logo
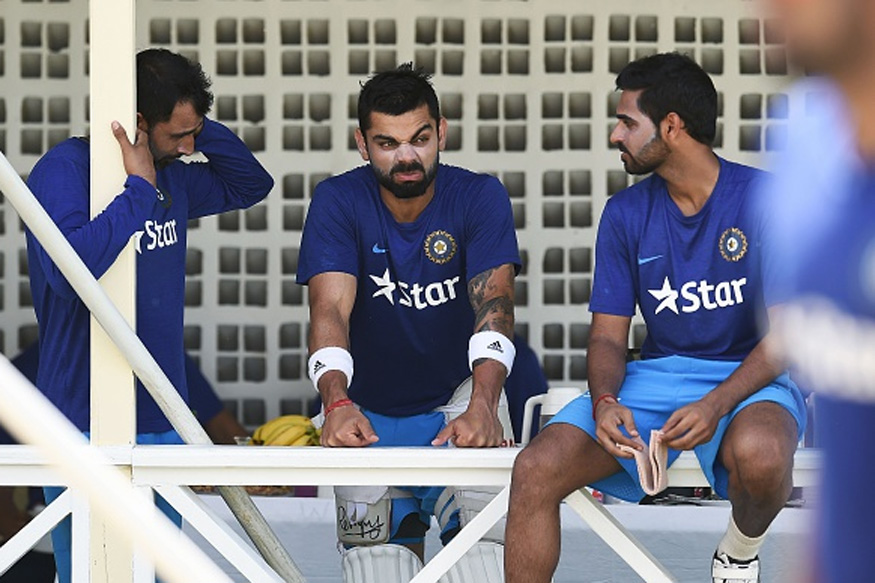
[648,276,679,315]
[370,268,396,305]
[132,230,144,254]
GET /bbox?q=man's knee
[725,425,796,497]
[511,441,557,495]
[511,428,591,502]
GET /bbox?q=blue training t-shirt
[26,118,272,433]
[297,164,520,416]
[590,157,766,361]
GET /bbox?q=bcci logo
[424,230,457,265]
[719,227,748,262]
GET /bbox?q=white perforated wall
[0,0,799,428]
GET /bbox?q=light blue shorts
[359,408,459,545]
[44,429,184,583]
[548,355,807,502]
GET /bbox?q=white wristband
[468,331,516,375]
[308,347,353,392]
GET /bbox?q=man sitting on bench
[504,52,807,583]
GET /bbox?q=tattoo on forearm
[468,265,514,337]
[467,267,494,310]
[474,296,514,334]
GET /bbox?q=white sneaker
[712,552,760,583]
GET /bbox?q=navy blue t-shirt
[590,157,766,361]
[25,118,272,433]
[297,164,520,416]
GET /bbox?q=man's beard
[620,133,669,175]
[374,156,439,200]
[148,139,182,169]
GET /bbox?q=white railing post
[89,0,138,580]
[0,357,234,583]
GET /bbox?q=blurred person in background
[760,0,875,581]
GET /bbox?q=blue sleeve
[463,175,521,281]
[296,179,360,284]
[754,176,793,308]
[26,147,158,300]
[589,200,637,316]
[184,354,223,423]
[177,117,274,219]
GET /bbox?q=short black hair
[357,63,440,132]
[137,48,213,127]
[616,52,717,146]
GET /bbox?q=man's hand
[432,400,504,447]
[660,398,722,450]
[111,121,157,187]
[320,405,379,447]
[594,401,642,459]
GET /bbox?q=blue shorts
[359,408,459,545]
[44,429,184,583]
[548,355,807,502]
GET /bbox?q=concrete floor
[184,495,814,582]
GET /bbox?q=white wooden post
[89,0,137,581]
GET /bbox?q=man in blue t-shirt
[758,1,875,581]
[297,64,519,582]
[25,49,272,583]
[505,53,806,583]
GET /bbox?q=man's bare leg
[711,400,798,579]
[505,423,622,583]
[720,402,798,538]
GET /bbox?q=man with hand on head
[505,53,806,583]
[25,48,272,583]
[296,63,519,583]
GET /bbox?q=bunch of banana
[251,414,321,446]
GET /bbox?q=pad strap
[308,346,353,392]
[468,331,515,375]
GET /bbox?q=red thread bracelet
[591,394,618,420]
[324,398,353,417]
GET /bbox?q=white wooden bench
[131,445,821,583]
[0,444,819,583]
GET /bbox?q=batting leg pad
[435,486,506,543]
[440,377,515,443]
[341,543,423,583]
[437,541,504,583]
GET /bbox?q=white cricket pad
[335,486,413,545]
[341,544,423,583]
[437,541,504,583]
[436,376,515,443]
[435,486,506,543]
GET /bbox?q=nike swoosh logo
[637,254,663,265]
[372,243,387,254]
